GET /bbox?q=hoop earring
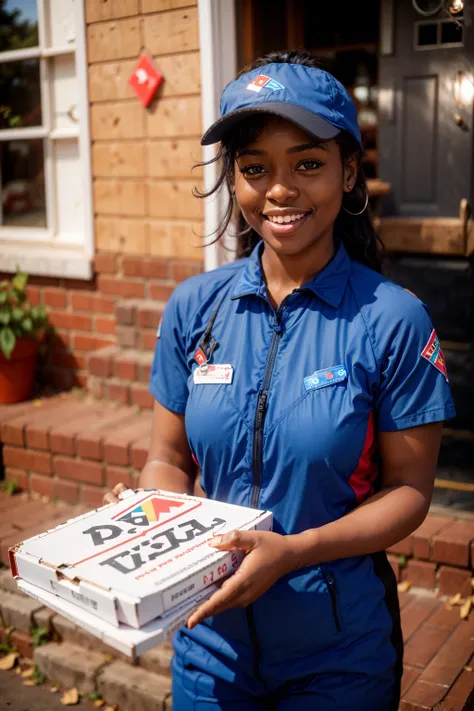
[342,189,369,216]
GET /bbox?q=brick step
[1,570,473,710]
[87,345,155,409]
[0,393,152,524]
[0,570,173,673]
[115,298,165,352]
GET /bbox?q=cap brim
[201,103,341,146]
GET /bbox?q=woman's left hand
[186,530,296,629]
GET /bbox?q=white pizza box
[9,489,272,629]
[17,577,217,659]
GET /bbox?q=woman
[105,52,455,710]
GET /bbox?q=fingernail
[209,536,222,546]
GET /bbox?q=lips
[264,212,311,235]
[263,211,312,236]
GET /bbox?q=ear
[343,154,358,193]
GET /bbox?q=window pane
[0,59,42,129]
[441,20,463,45]
[417,23,438,47]
[0,139,46,228]
[0,1,39,52]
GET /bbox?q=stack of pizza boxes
[9,489,272,658]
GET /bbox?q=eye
[239,164,267,176]
[296,159,324,172]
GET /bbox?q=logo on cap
[247,74,285,93]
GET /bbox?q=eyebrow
[237,141,328,158]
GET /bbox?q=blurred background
[0,0,472,513]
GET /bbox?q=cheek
[235,177,263,222]
[306,174,344,213]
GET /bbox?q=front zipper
[251,296,291,509]
[247,295,292,680]
[324,569,342,632]
[245,606,264,681]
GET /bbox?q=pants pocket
[320,565,342,633]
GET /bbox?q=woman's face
[234,118,357,258]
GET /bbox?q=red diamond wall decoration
[129,55,163,107]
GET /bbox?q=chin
[261,227,322,258]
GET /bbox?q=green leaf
[31,626,49,648]
[11,307,24,322]
[0,327,15,359]
[12,270,28,292]
[21,316,33,333]
[0,309,10,325]
[0,293,7,305]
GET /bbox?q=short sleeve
[149,289,190,414]
[376,300,456,432]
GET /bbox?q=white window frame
[198,0,238,271]
[0,0,94,279]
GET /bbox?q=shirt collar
[231,240,352,308]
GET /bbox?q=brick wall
[2,0,204,392]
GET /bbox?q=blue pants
[171,553,402,711]
[171,640,397,710]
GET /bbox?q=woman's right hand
[103,482,129,505]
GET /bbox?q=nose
[266,180,299,203]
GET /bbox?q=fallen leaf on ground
[397,580,412,593]
[32,400,42,407]
[460,597,473,620]
[103,705,116,711]
[15,667,22,675]
[61,688,79,705]
[23,680,36,687]
[449,593,463,606]
[0,653,19,670]
[51,686,59,693]
[21,668,35,678]
[93,701,104,708]
[464,665,472,672]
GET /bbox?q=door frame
[198,0,238,271]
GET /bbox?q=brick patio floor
[0,490,473,709]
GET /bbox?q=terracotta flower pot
[0,338,37,404]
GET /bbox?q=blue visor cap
[201,63,362,147]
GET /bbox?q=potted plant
[0,268,49,404]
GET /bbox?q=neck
[261,236,336,308]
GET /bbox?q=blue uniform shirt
[150,240,455,689]
[150,240,455,535]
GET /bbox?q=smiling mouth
[263,210,313,235]
[263,211,312,224]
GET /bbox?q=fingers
[103,482,129,506]
[113,482,129,497]
[208,529,257,553]
[187,574,246,628]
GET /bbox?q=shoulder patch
[421,329,448,381]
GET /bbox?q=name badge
[194,364,233,385]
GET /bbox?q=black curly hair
[194,50,384,273]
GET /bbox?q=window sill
[0,242,92,280]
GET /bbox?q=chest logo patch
[421,329,448,381]
[304,365,347,392]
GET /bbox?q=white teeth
[267,213,306,223]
